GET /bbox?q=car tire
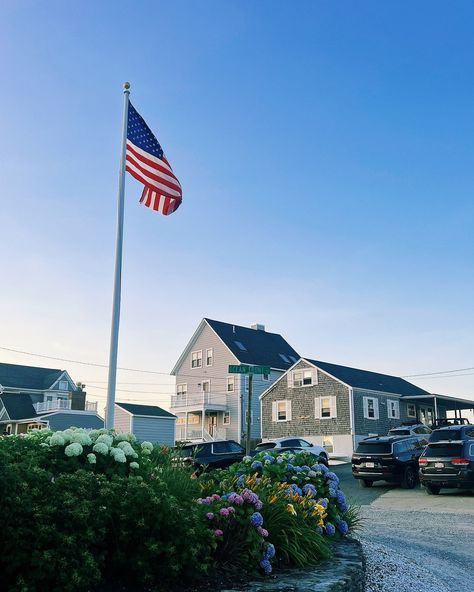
[425,484,441,495]
[360,479,373,488]
[318,453,329,467]
[401,466,417,489]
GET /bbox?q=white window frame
[227,377,235,392]
[262,373,270,381]
[322,435,334,454]
[363,396,379,420]
[223,411,231,425]
[191,350,202,369]
[201,380,210,393]
[58,380,69,391]
[176,383,187,396]
[291,368,315,388]
[315,396,337,419]
[205,348,213,367]
[407,403,416,418]
[273,400,292,422]
[387,399,400,420]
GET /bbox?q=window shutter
[374,399,379,420]
[313,368,318,385]
[330,396,337,418]
[286,400,292,422]
[272,402,277,422]
[395,400,400,419]
[314,397,321,419]
[363,397,368,419]
[287,372,293,388]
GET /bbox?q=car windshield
[430,429,462,442]
[175,446,196,458]
[424,443,464,457]
[389,429,411,435]
[356,441,392,454]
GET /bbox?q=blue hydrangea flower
[251,460,263,471]
[300,465,311,472]
[302,483,317,497]
[317,498,329,508]
[328,487,337,498]
[236,475,245,488]
[287,463,295,471]
[315,526,324,534]
[337,520,349,535]
[326,471,339,484]
[264,543,276,559]
[276,456,285,464]
[336,491,348,511]
[294,466,303,473]
[260,558,272,575]
[262,454,274,463]
[324,522,336,536]
[250,512,264,527]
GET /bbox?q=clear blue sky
[1,1,474,411]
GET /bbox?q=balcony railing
[34,400,98,413]
[34,399,72,413]
[175,425,227,442]
[170,392,227,410]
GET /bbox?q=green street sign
[228,364,271,375]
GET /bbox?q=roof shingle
[0,362,64,390]
[116,402,176,418]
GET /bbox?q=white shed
[114,402,176,445]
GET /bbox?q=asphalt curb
[221,538,365,592]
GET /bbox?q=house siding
[353,389,415,443]
[261,361,352,455]
[114,406,132,433]
[132,416,175,445]
[45,413,104,430]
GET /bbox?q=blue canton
[127,102,164,159]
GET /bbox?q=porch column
[202,407,205,440]
[433,396,438,424]
[184,412,188,440]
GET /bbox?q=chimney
[250,323,265,331]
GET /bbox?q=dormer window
[279,353,290,364]
[59,380,68,391]
[234,341,247,351]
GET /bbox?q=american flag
[125,102,182,215]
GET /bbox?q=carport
[404,393,474,426]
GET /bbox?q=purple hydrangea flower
[214,529,224,537]
[250,512,264,527]
[233,494,244,505]
[257,526,269,537]
[206,512,214,520]
[219,508,230,516]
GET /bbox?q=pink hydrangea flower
[233,495,244,505]
[227,506,235,513]
[219,508,230,516]
[211,494,221,501]
[257,527,269,537]
[206,512,214,520]
[214,529,224,537]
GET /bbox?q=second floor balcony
[170,391,227,412]
[34,399,98,414]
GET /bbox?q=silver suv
[388,423,432,437]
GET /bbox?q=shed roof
[115,402,176,418]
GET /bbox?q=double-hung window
[206,348,213,366]
[407,403,416,418]
[292,369,314,387]
[176,384,187,396]
[227,377,235,392]
[387,399,400,420]
[191,350,202,368]
[272,400,292,422]
[315,396,337,419]
[223,411,231,425]
[363,397,379,420]
[59,380,68,391]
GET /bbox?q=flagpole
[105,82,130,429]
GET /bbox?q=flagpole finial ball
[123,82,130,90]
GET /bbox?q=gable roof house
[260,357,474,457]
[170,318,299,444]
[114,402,176,445]
[0,362,104,435]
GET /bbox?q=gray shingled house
[0,362,103,434]
[170,318,299,444]
[114,402,176,445]
[260,357,474,457]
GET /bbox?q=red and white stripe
[125,140,182,215]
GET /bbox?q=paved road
[331,462,474,592]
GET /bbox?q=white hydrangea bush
[24,427,151,472]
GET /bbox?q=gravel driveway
[332,463,474,592]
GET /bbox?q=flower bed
[0,431,358,592]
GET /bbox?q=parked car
[352,435,429,488]
[254,437,329,465]
[175,440,245,472]
[418,424,474,495]
[388,423,432,437]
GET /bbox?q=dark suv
[176,440,245,472]
[418,425,474,495]
[352,435,429,488]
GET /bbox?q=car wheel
[360,479,373,488]
[401,466,416,489]
[318,453,328,467]
[425,484,441,495]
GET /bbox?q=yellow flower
[287,503,297,515]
